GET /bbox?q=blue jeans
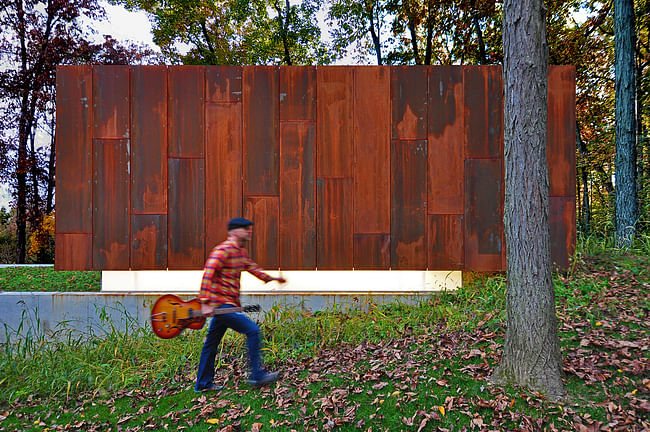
[195,305,264,391]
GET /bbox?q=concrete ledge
[0,291,441,343]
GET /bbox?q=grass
[0,249,648,431]
[0,266,100,292]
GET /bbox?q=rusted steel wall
[55,65,576,271]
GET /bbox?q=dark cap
[227,217,253,231]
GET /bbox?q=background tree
[492,0,565,398]
[614,0,638,247]
[327,0,391,64]
[0,0,162,263]
[115,0,331,65]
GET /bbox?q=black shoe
[194,383,224,393]
[247,371,279,388]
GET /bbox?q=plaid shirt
[198,239,273,307]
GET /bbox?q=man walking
[195,217,286,392]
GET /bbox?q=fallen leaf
[206,418,219,424]
[251,422,263,432]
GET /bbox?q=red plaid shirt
[198,239,273,307]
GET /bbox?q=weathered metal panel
[548,65,576,197]
[428,66,464,214]
[205,102,243,251]
[130,66,167,214]
[464,159,504,270]
[131,214,167,269]
[243,66,279,195]
[93,139,130,270]
[354,66,390,233]
[550,196,576,270]
[245,196,279,269]
[391,66,428,140]
[205,66,242,102]
[317,67,353,177]
[317,177,353,269]
[55,66,93,234]
[93,65,129,139]
[391,140,427,270]
[464,66,503,159]
[427,215,464,270]
[280,66,316,121]
[280,122,316,269]
[55,233,92,270]
[168,66,204,157]
[354,234,390,270]
[168,158,205,269]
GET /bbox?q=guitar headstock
[243,304,261,313]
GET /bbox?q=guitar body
[150,294,262,339]
[150,294,206,339]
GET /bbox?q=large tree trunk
[614,0,637,247]
[491,0,565,399]
[368,3,382,65]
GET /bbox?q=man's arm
[244,254,286,284]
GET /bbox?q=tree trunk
[491,0,565,399]
[614,0,637,247]
[577,123,590,233]
[368,4,382,65]
[46,110,56,215]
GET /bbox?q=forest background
[0,0,648,264]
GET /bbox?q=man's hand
[201,303,215,317]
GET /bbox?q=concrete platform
[0,291,441,343]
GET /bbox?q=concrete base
[101,270,462,293]
[0,291,442,343]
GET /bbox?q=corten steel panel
[464,159,504,271]
[428,66,464,215]
[93,139,130,270]
[464,66,503,159]
[548,65,576,197]
[205,102,243,251]
[354,66,390,233]
[205,66,242,102]
[131,66,167,214]
[131,214,168,269]
[245,196,279,269]
[354,234,390,270]
[391,66,428,140]
[168,158,205,269]
[55,233,92,270]
[280,66,316,121]
[93,65,129,139]
[317,177,353,269]
[427,215,464,270]
[168,66,204,158]
[243,66,279,195]
[550,197,576,270]
[280,122,316,269]
[391,140,427,270]
[55,66,92,235]
[317,67,353,177]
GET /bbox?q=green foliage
[0,267,100,292]
[115,0,332,65]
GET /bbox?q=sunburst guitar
[150,294,261,339]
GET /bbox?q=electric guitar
[150,294,261,339]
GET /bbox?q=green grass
[0,266,100,292]
[0,249,648,431]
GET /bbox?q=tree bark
[368,3,382,65]
[614,0,637,246]
[491,0,565,399]
[577,123,590,233]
